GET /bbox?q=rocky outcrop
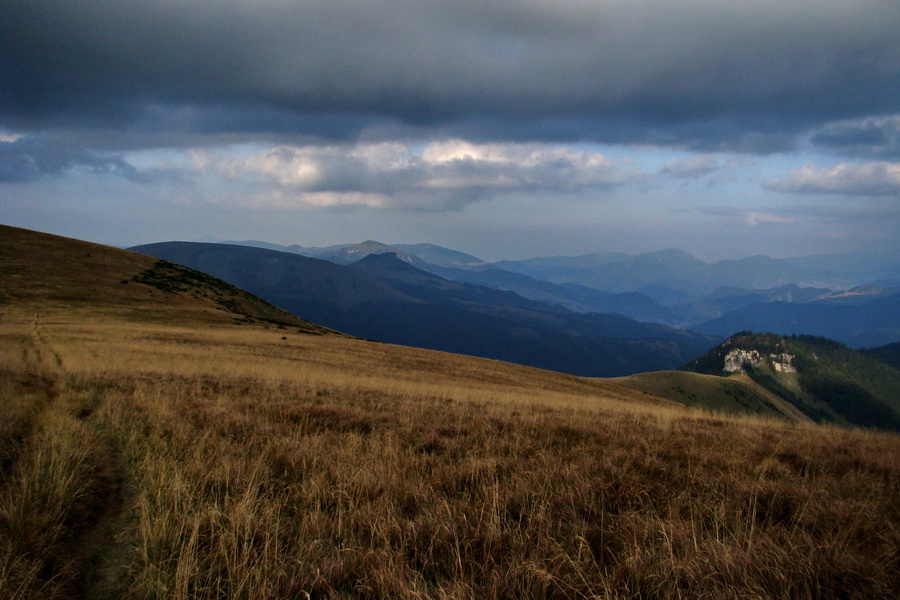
[724,349,761,373]
[723,348,796,374]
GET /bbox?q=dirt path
[18,311,127,598]
[31,311,65,372]
[66,431,126,600]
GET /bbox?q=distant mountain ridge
[227,240,431,268]
[215,238,900,347]
[222,239,899,293]
[222,238,900,296]
[494,248,899,295]
[691,293,900,348]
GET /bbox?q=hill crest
[0,224,328,332]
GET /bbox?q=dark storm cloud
[0,135,139,182]
[658,155,721,179]
[808,115,900,159]
[2,0,899,151]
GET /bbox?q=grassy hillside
[2,226,899,599]
[610,370,810,422]
[683,331,900,430]
[0,225,327,332]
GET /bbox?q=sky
[1,0,899,262]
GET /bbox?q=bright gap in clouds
[182,139,645,211]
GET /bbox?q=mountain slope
[425,264,678,322]
[350,253,572,314]
[669,284,832,325]
[682,332,900,430]
[131,241,418,309]
[391,243,488,269]
[785,249,900,287]
[0,225,324,331]
[297,240,431,267]
[863,342,900,370]
[495,249,708,294]
[703,255,806,290]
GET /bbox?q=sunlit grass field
[2,303,898,599]
[1,225,899,598]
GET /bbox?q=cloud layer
[808,115,900,159]
[767,162,900,196]
[0,135,138,183]
[3,0,899,150]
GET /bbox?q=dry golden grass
[610,370,812,422]
[1,302,898,599]
[2,225,899,598]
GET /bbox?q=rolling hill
[864,341,900,370]
[0,225,325,332]
[609,370,810,422]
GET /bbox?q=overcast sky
[2,0,899,261]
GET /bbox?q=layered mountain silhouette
[691,292,900,348]
[226,239,899,294]
[217,239,900,348]
[129,242,716,377]
[493,248,900,295]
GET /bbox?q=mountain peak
[350,251,443,282]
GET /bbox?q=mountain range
[251,240,898,292]
[218,239,900,348]
[6,226,900,598]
